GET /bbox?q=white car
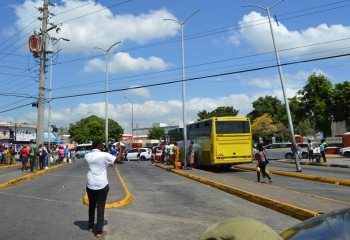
[126,148,151,161]
[339,147,350,157]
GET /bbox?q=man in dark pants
[29,140,37,172]
[84,140,121,238]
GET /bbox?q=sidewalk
[278,156,350,168]
[155,163,350,220]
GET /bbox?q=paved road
[199,160,350,203]
[0,161,300,239]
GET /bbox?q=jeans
[86,184,109,234]
[43,155,48,168]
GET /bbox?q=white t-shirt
[85,149,116,190]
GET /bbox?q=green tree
[251,113,278,142]
[197,106,239,120]
[69,115,124,144]
[294,119,315,137]
[332,81,350,123]
[297,73,333,137]
[148,126,165,139]
[247,96,283,123]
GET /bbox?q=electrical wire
[50,52,350,100]
[59,0,131,24]
[51,37,350,91]
[54,0,95,16]
[0,19,37,48]
[0,3,37,18]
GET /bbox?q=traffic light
[32,102,38,108]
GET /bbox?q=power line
[0,102,33,114]
[0,3,37,18]
[51,37,350,91]
[51,52,350,100]
[0,19,37,48]
[54,0,95,16]
[59,0,131,24]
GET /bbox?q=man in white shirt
[84,140,120,238]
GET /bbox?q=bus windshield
[216,121,250,134]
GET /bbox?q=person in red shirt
[21,145,29,172]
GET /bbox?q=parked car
[254,142,320,160]
[339,147,350,157]
[126,148,151,161]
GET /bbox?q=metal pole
[37,0,49,149]
[94,42,121,150]
[164,9,199,170]
[48,54,52,152]
[243,1,301,172]
[266,8,301,172]
[180,24,188,169]
[131,102,133,147]
[105,51,109,149]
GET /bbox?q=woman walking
[256,143,273,183]
[189,140,194,170]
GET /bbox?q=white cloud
[83,52,169,74]
[237,11,350,57]
[241,69,328,90]
[126,85,151,99]
[13,1,180,53]
[2,27,15,37]
[18,94,254,132]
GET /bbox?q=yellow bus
[168,117,253,168]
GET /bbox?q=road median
[234,165,350,187]
[155,163,318,221]
[0,163,68,189]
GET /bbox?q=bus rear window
[216,121,250,134]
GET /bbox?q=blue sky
[0,0,349,134]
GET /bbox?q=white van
[75,144,92,159]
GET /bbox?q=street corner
[83,167,132,209]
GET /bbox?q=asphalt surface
[0,160,300,239]
[212,161,350,203]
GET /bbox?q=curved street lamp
[243,0,301,172]
[94,41,121,148]
[164,9,200,169]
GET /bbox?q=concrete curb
[83,167,132,209]
[155,163,318,221]
[0,164,22,169]
[234,165,350,187]
[0,163,68,189]
[280,160,350,169]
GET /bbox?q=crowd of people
[150,140,195,170]
[0,141,77,172]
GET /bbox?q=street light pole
[95,41,121,149]
[243,0,301,172]
[124,96,134,147]
[78,112,91,126]
[164,9,200,170]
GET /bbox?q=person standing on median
[307,139,314,163]
[21,145,29,172]
[173,142,180,169]
[256,143,273,183]
[29,140,36,172]
[320,139,328,163]
[85,140,121,238]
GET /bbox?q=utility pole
[37,0,49,148]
